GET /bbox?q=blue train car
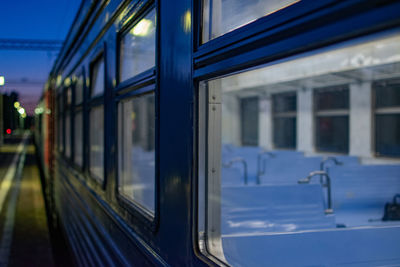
[34,0,400,266]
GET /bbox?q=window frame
[374,78,400,158]
[64,83,73,160]
[116,3,156,92]
[272,91,297,149]
[88,49,106,187]
[194,0,400,265]
[115,3,159,231]
[72,67,86,170]
[313,85,350,154]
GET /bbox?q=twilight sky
[0,0,81,114]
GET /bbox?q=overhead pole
[0,39,63,51]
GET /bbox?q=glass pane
[66,87,72,106]
[91,58,104,97]
[240,97,258,146]
[273,117,296,148]
[65,113,71,157]
[58,98,63,152]
[118,93,155,213]
[89,106,104,181]
[75,75,84,104]
[74,111,83,166]
[273,92,296,113]
[200,33,400,266]
[120,9,156,81]
[315,86,349,111]
[376,114,400,157]
[316,116,349,153]
[375,79,400,108]
[202,0,299,43]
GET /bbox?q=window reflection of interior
[118,93,155,214]
[200,33,400,266]
[120,8,156,82]
[202,0,300,42]
[89,106,104,181]
[74,111,83,167]
[91,58,104,96]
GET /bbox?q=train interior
[200,32,400,265]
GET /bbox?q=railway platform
[0,133,55,267]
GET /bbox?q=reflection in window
[75,75,84,104]
[89,106,104,181]
[118,93,155,213]
[375,79,400,157]
[120,9,156,81]
[202,0,299,42]
[65,113,71,157]
[199,34,400,266]
[241,97,258,146]
[91,57,105,97]
[58,97,64,152]
[314,86,349,153]
[273,92,296,149]
[74,111,83,166]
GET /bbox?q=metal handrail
[320,156,342,184]
[223,157,248,185]
[256,151,275,185]
[298,170,333,214]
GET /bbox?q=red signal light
[6,129,11,135]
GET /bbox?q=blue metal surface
[31,0,400,266]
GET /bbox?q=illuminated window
[89,55,105,182]
[65,87,72,158]
[74,111,83,167]
[89,106,104,181]
[202,0,299,43]
[199,33,400,266]
[118,93,155,214]
[120,8,156,82]
[91,57,104,97]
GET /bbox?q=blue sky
[0,0,81,114]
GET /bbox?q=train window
[314,86,349,153]
[202,0,299,43]
[58,96,64,152]
[74,111,83,167]
[199,33,400,266]
[91,57,105,97]
[65,87,72,158]
[120,8,156,82]
[65,112,71,158]
[118,93,155,214]
[75,75,84,104]
[375,79,400,157]
[272,92,297,149]
[89,106,104,181]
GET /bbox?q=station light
[6,129,11,135]
[34,107,44,115]
[14,101,20,108]
[0,76,4,86]
[18,107,25,115]
[131,19,152,36]
[21,113,27,118]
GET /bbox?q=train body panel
[34,0,400,266]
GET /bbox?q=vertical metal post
[205,80,226,261]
